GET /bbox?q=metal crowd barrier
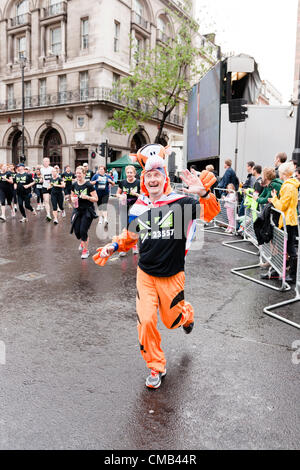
[231,207,291,292]
[222,204,260,255]
[263,217,300,328]
[200,187,239,237]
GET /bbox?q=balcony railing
[131,11,149,31]
[10,13,31,27]
[0,87,184,126]
[43,2,67,19]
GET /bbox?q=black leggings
[35,188,44,204]
[0,188,13,206]
[51,191,64,211]
[73,212,93,242]
[17,193,34,217]
[287,225,298,258]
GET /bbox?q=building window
[79,71,89,101]
[113,73,120,87]
[134,36,144,65]
[24,81,31,108]
[58,75,67,104]
[7,85,14,110]
[114,21,120,52]
[16,0,29,24]
[49,0,63,16]
[17,36,26,60]
[50,27,61,55]
[39,78,47,106]
[81,18,89,50]
[133,0,143,16]
[157,17,166,33]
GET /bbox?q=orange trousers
[136,267,194,373]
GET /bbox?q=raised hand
[180,169,207,197]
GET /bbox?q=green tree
[106,0,218,144]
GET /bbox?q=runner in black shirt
[71,166,98,259]
[94,147,220,389]
[14,163,37,222]
[116,165,140,256]
[34,168,44,211]
[9,164,18,211]
[62,166,75,207]
[50,168,65,224]
[82,163,94,182]
[0,164,14,221]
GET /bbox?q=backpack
[253,203,274,245]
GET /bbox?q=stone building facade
[0,0,219,170]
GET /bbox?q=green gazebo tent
[107,154,142,180]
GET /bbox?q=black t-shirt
[50,177,63,193]
[34,175,43,188]
[118,179,140,207]
[62,171,75,186]
[85,170,94,182]
[129,196,199,277]
[72,181,95,209]
[0,171,13,190]
[15,173,33,195]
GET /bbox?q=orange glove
[112,229,138,252]
[199,193,220,222]
[93,248,111,266]
[200,170,217,191]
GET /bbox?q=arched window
[157,17,166,33]
[10,131,28,165]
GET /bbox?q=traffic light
[108,147,114,159]
[228,99,248,123]
[99,142,106,156]
[91,151,96,159]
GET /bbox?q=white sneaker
[132,245,139,254]
[61,210,66,218]
[36,205,41,211]
[0,215,6,221]
[53,219,58,225]
[19,217,27,223]
[119,251,126,257]
[81,249,89,259]
[46,214,52,222]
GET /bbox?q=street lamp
[293,69,300,167]
[19,55,27,163]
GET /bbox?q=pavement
[0,200,299,450]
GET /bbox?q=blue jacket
[218,167,239,191]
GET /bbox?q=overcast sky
[195,0,298,103]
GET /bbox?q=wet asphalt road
[0,199,299,450]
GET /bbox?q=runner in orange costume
[94,145,220,388]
